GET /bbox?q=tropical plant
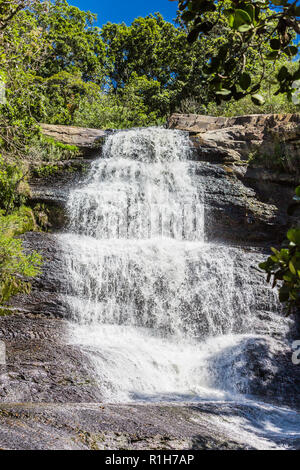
[173,0,300,105]
[259,186,300,314]
[0,207,42,307]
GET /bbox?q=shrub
[0,208,42,307]
[259,187,300,315]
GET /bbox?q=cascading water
[59,126,277,398]
[58,127,300,448]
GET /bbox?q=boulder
[40,123,108,151]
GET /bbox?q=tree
[30,0,106,83]
[0,1,37,32]
[101,14,216,115]
[172,0,300,105]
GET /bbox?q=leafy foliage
[173,0,300,105]
[0,207,42,306]
[0,156,42,308]
[0,155,30,214]
[259,186,300,314]
[74,73,165,129]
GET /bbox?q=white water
[59,127,300,448]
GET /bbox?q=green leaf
[289,261,297,275]
[270,38,281,50]
[284,46,298,57]
[251,94,265,105]
[228,14,235,28]
[287,229,300,246]
[259,261,267,270]
[239,72,251,90]
[215,89,231,96]
[238,24,252,32]
[233,9,252,29]
[243,4,255,22]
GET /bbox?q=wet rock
[0,400,299,450]
[0,402,248,450]
[8,232,69,317]
[208,335,300,407]
[191,162,289,244]
[0,316,103,402]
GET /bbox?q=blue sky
[69,0,178,25]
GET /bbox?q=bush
[27,136,79,163]
[73,75,166,129]
[0,208,42,307]
[0,155,30,214]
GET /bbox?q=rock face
[168,113,300,244]
[169,113,300,168]
[191,161,289,244]
[0,316,103,403]
[40,123,108,150]
[168,112,300,133]
[8,232,69,318]
[208,335,300,406]
[0,403,255,450]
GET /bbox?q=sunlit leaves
[175,0,300,103]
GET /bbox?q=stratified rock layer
[169,112,300,167]
[40,123,107,150]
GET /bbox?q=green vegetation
[260,188,300,315]
[0,153,42,307]
[175,0,300,106]
[0,206,42,308]
[248,148,300,175]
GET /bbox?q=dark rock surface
[8,232,69,317]
[191,162,290,244]
[208,335,300,407]
[0,402,249,450]
[0,316,102,403]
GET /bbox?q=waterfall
[59,127,284,402]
